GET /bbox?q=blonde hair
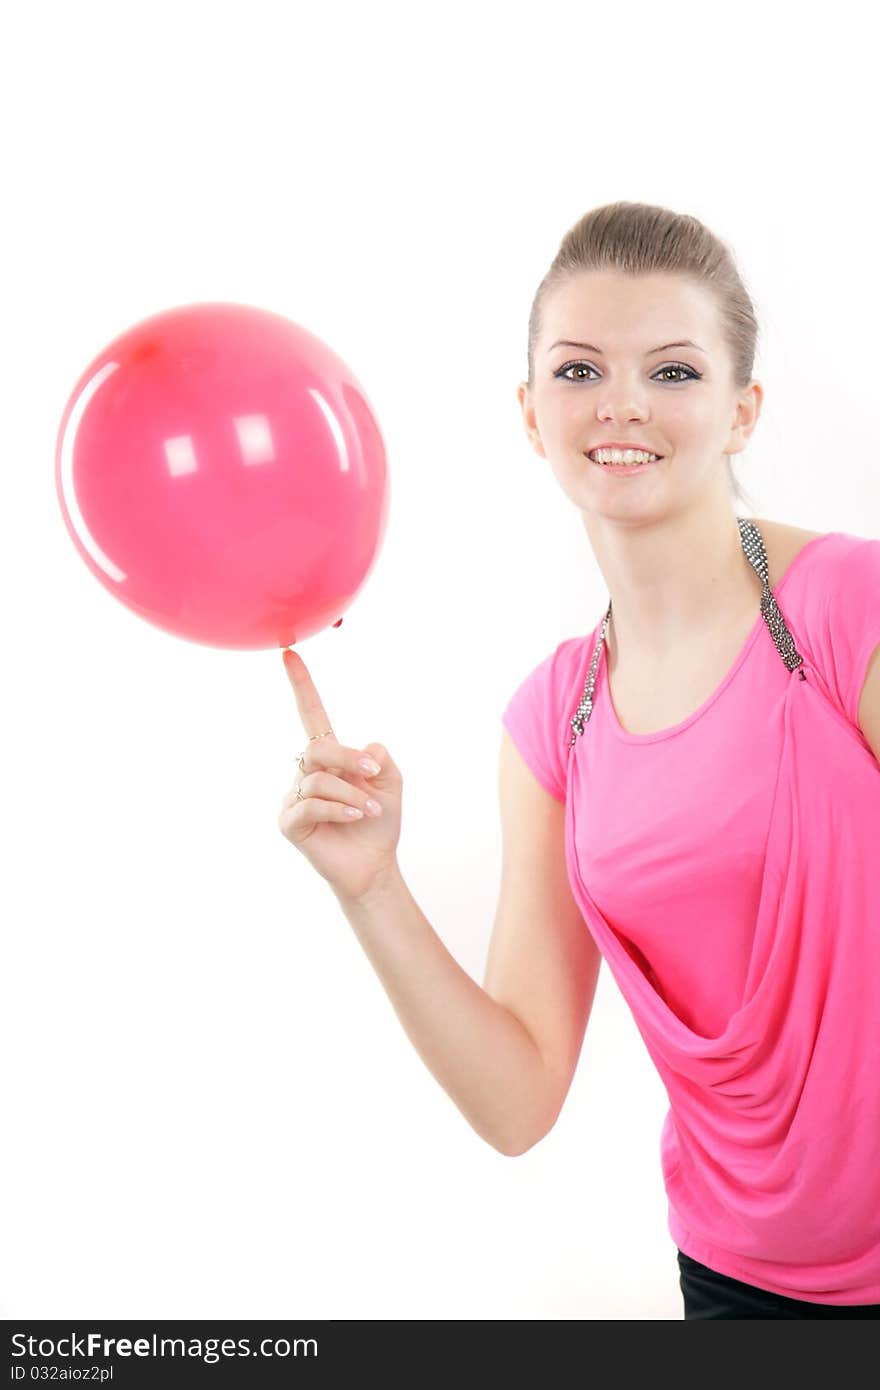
[526,200,759,513]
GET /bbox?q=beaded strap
[567,517,806,747]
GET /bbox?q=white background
[2,0,878,1321]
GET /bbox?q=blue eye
[555,361,701,384]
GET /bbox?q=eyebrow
[547,338,707,356]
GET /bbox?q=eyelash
[554,361,702,385]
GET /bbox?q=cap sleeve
[807,536,880,729]
[500,636,589,803]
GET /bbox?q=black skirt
[677,1250,880,1319]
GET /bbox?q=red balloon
[55,302,389,649]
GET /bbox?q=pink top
[501,528,880,1304]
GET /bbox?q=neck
[582,497,759,667]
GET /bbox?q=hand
[278,647,402,902]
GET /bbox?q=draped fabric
[501,529,880,1303]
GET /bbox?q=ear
[517,381,546,459]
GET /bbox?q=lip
[586,451,663,476]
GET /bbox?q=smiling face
[519,270,762,516]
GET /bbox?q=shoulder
[501,634,591,802]
[749,515,880,600]
[749,516,827,589]
[750,515,880,594]
[752,517,880,744]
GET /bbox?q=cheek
[669,397,718,431]
[547,454,592,497]
[662,399,698,427]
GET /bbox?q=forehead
[542,271,716,345]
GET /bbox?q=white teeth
[589,448,660,465]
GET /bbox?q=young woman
[278,202,880,1319]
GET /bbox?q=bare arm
[333,864,553,1157]
[332,729,600,1156]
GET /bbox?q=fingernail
[359,757,381,775]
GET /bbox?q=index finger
[282,648,335,740]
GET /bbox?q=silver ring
[294,729,334,801]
